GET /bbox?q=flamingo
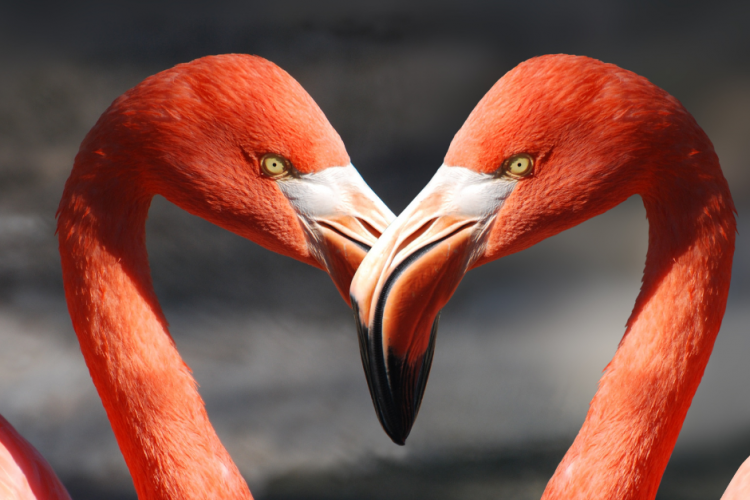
[0,415,71,499]
[350,54,740,499]
[1,54,395,499]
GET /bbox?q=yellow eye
[260,154,290,177]
[504,154,534,177]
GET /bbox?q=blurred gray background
[0,1,749,499]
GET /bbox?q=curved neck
[543,160,736,499]
[57,164,252,500]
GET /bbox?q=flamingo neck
[0,414,71,499]
[543,162,736,500]
[57,166,252,500]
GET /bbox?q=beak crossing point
[278,164,395,304]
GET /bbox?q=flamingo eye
[503,154,534,177]
[260,154,291,178]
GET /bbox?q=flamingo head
[78,54,394,303]
[349,54,714,444]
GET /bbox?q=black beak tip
[380,399,413,446]
[352,297,440,447]
[392,434,407,446]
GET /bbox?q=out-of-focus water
[1,1,749,498]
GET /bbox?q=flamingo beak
[315,205,393,305]
[281,164,395,305]
[349,165,517,444]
